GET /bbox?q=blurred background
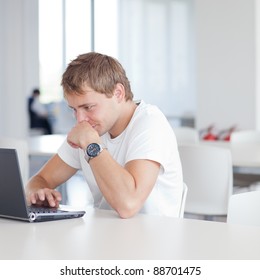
[0,0,259,139]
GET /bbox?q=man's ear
[114,83,125,102]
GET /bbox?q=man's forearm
[89,150,138,217]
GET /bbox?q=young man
[26,52,183,218]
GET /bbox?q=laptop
[0,148,85,222]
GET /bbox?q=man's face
[66,87,120,137]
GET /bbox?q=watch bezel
[85,143,104,162]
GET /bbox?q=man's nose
[76,110,89,123]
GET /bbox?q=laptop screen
[0,148,86,222]
[0,148,29,220]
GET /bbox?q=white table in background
[201,140,260,166]
[28,134,66,157]
[200,141,260,187]
[29,136,260,170]
[201,140,260,183]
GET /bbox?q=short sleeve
[57,140,82,169]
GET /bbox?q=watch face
[87,143,101,157]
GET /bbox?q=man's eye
[85,105,95,111]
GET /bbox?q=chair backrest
[230,130,260,144]
[178,144,233,216]
[173,127,200,145]
[227,191,260,226]
[179,182,188,218]
[0,137,29,184]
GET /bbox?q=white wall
[256,0,260,129]
[194,0,257,131]
[0,0,39,139]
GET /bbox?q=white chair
[230,130,260,144]
[179,182,188,218]
[227,190,260,227]
[230,130,260,189]
[173,127,200,145]
[178,144,233,220]
[0,137,29,184]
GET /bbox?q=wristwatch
[85,143,105,162]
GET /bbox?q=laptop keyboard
[28,206,64,213]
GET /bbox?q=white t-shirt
[58,100,183,217]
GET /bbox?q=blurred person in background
[28,88,53,134]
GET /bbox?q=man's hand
[27,188,62,208]
[67,121,100,149]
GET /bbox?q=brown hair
[61,52,133,101]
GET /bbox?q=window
[39,0,92,103]
[39,0,195,120]
[39,0,63,103]
[118,0,195,118]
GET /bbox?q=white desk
[1,209,260,260]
